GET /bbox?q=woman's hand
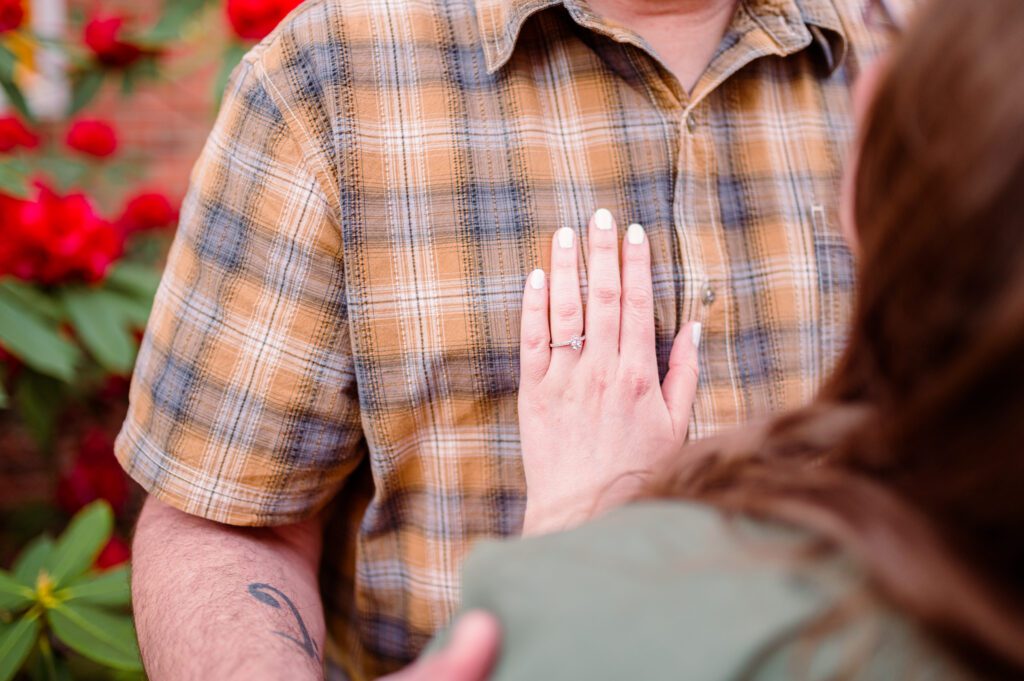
[518,209,701,536]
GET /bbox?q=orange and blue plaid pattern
[115,0,896,676]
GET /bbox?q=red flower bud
[57,428,130,516]
[84,15,144,68]
[226,0,303,41]
[0,0,24,33]
[118,191,179,233]
[94,536,131,570]
[66,119,119,158]
[0,115,39,153]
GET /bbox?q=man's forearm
[131,496,327,680]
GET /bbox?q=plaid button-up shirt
[115,0,895,676]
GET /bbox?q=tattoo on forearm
[247,583,319,661]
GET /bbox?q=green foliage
[34,156,91,194]
[214,42,249,107]
[0,616,42,681]
[0,571,35,612]
[0,285,83,382]
[0,266,159,446]
[0,502,143,681]
[0,157,32,198]
[48,604,142,671]
[12,536,56,586]
[61,289,140,376]
[0,1,236,677]
[69,70,105,117]
[144,0,217,43]
[0,44,33,121]
[13,373,65,451]
[47,503,114,585]
[62,568,130,608]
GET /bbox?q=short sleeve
[114,52,362,526]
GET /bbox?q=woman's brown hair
[651,0,1024,675]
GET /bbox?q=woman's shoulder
[459,501,972,681]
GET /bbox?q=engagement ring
[550,334,585,351]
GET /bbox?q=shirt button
[701,284,716,306]
[686,114,698,133]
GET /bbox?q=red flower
[0,182,125,284]
[117,191,179,233]
[97,374,131,402]
[0,115,39,153]
[84,15,144,68]
[0,343,19,368]
[66,119,118,158]
[57,428,130,516]
[0,0,24,33]
[226,0,303,41]
[94,536,130,570]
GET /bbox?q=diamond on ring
[550,334,585,351]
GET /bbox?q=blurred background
[0,1,302,677]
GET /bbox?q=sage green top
[434,502,972,681]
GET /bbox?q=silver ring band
[550,334,585,351]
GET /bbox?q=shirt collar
[474,0,850,75]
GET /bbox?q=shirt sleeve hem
[114,418,335,527]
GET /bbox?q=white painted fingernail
[530,269,545,290]
[594,208,614,231]
[627,223,645,244]
[557,227,575,249]
[691,322,702,348]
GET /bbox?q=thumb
[661,322,701,437]
[389,611,501,681]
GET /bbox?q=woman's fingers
[582,209,621,358]
[520,269,550,387]
[547,226,584,375]
[661,322,702,437]
[618,223,658,375]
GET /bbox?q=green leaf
[0,77,32,122]
[0,381,7,409]
[0,157,31,198]
[13,372,63,451]
[0,292,81,382]
[103,263,162,301]
[69,69,105,116]
[108,290,152,328]
[108,671,146,681]
[134,55,160,81]
[120,67,136,96]
[144,0,212,42]
[0,616,42,681]
[47,603,142,672]
[60,288,138,375]
[13,536,54,588]
[60,567,130,608]
[27,637,72,681]
[214,42,249,108]
[27,639,67,679]
[0,44,15,80]
[34,157,90,193]
[0,570,34,613]
[48,502,114,586]
[0,281,63,324]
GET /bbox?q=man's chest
[335,36,857,477]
